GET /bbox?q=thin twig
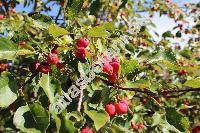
[55,7,62,24]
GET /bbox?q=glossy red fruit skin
[76,38,89,48]
[178,70,187,76]
[120,98,129,106]
[0,63,8,72]
[103,55,111,63]
[56,62,64,70]
[108,74,117,83]
[0,15,4,20]
[81,127,93,133]
[29,61,40,73]
[103,63,113,75]
[19,41,26,46]
[137,123,144,129]
[115,102,128,114]
[10,8,15,13]
[38,62,51,74]
[51,49,58,54]
[47,53,59,65]
[112,57,120,63]
[192,126,200,133]
[105,104,116,117]
[110,61,119,74]
[75,47,86,59]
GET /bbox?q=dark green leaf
[29,102,50,132]
[166,107,189,132]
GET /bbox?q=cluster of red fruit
[75,38,89,60]
[131,122,145,131]
[29,46,63,74]
[0,63,8,72]
[80,127,94,133]
[102,56,120,83]
[105,98,129,117]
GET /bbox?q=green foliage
[166,107,189,132]
[84,103,109,130]
[0,72,18,107]
[184,78,200,88]
[0,38,17,60]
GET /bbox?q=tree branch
[99,78,200,98]
[2,0,9,16]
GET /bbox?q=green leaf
[180,48,191,59]
[0,37,17,60]
[67,0,84,19]
[149,82,160,93]
[176,31,182,37]
[121,59,138,76]
[166,107,189,132]
[84,103,109,130]
[102,21,116,32]
[39,74,55,103]
[109,125,126,133]
[13,105,41,133]
[163,50,177,63]
[154,60,179,70]
[123,79,150,89]
[0,72,18,107]
[16,49,35,56]
[48,24,68,38]
[118,0,128,11]
[184,78,200,88]
[87,26,107,38]
[29,102,50,132]
[162,31,174,38]
[89,0,102,16]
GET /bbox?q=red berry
[178,70,187,76]
[19,41,26,46]
[112,57,120,63]
[76,38,89,48]
[0,15,4,20]
[81,127,93,133]
[105,104,116,117]
[103,55,112,63]
[115,102,128,114]
[131,122,139,130]
[10,8,15,13]
[56,62,64,70]
[0,3,2,7]
[29,61,40,73]
[103,63,113,74]
[120,98,129,106]
[75,47,87,59]
[108,74,117,83]
[137,123,144,130]
[0,63,8,72]
[38,62,51,74]
[47,53,59,65]
[110,61,120,74]
[192,126,200,133]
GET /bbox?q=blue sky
[15,0,199,44]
